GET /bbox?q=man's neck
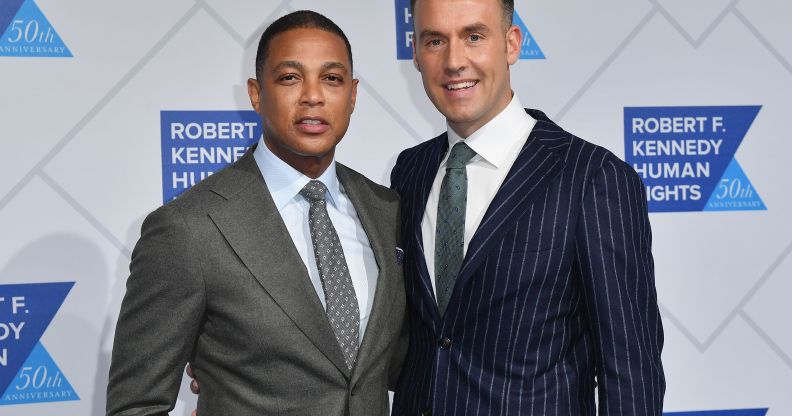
[447,93,514,138]
[264,139,334,179]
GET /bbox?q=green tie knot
[446,142,477,170]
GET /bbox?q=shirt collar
[446,93,535,168]
[252,138,340,211]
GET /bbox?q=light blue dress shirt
[253,139,378,342]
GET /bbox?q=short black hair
[410,0,514,27]
[255,10,353,80]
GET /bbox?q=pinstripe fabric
[390,109,665,415]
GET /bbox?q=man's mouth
[445,80,478,91]
[295,117,330,133]
[297,116,327,125]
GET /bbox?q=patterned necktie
[300,180,360,370]
[435,141,477,315]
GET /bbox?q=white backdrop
[1,0,791,414]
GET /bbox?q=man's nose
[300,79,324,106]
[444,39,467,74]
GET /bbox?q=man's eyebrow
[321,61,348,73]
[461,23,490,34]
[271,61,347,73]
[418,23,491,41]
[418,29,444,40]
[272,60,304,72]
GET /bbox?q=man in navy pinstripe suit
[390,0,665,414]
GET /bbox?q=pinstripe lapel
[448,113,567,312]
[410,134,448,324]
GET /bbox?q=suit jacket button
[421,409,432,416]
[439,337,452,350]
[351,383,358,396]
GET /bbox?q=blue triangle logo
[0,282,75,404]
[0,0,72,57]
[0,342,79,404]
[514,12,545,59]
[704,158,766,211]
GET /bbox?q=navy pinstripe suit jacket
[389,109,665,415]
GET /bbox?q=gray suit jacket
[107,148,407,416]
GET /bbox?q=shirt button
[439,337,452,350]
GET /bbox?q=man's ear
[505,24,521,65]
[412,46,421,72]
[350,78,359,112]
[247,78,262,113]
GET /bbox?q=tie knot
[446,142,477,169]
[300,180,328,203]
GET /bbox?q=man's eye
[469,34,481,42]
[429,39,442,46]
[280,75,296,81]
[326,75,341,82]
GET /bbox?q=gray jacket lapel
[207,152,351,378]
[336,164,397,384]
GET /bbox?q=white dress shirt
[253,139,378,342]
[421,94,536,295]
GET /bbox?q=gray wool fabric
[107,148,407,416]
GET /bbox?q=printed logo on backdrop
[394,0,545,60]
[394,0,413,60]
[0,282,78,405]
[625,106,765,213]
[513,11,545,59]
[0,0,72,57]
[664,409,768,416]
[161,111,262,202]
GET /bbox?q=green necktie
[435,141,477,315]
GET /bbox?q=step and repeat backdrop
[1,0,790,415]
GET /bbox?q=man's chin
[445,111,479,126]
[436,102,478,120]
[291,145,336,159]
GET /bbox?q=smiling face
[412,0,521,137]
[248,27,358,178]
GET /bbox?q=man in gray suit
[107,10,406,416]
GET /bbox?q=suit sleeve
[106,204,206,416]
[388,197,409,391]
[388,302,409,391]
[575,155,666,415]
